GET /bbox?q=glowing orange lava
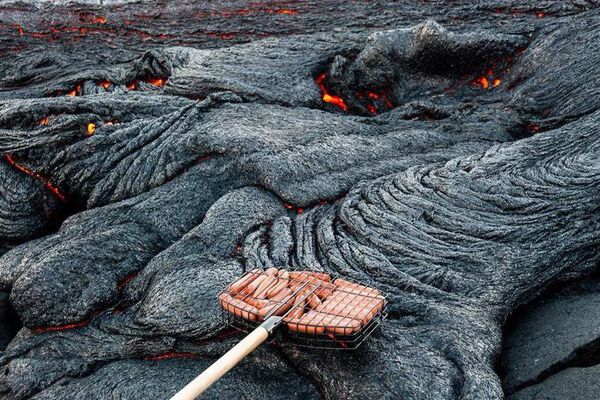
[86,123,96,135]
[98,80,112,89]
[127,81,138,90]
[283,202,304,213]
[39,116,49,126]
[315,73,348,112]
[536,12,545,18]
[91,16,107,24]
[146,77,167,87]
[492,78,501,88]
[273,9,298,15]
[473,76,490,89]
[4,154,66,202]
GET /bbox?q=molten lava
[39,116,49,125]
[3,154,67,202]
[86,123,96,136]
[98,80,112,89]
[283,202,304,213]
[146,77,167,87]
[315,73,348,112]
[116,272,138,291]
[473,76,490,89]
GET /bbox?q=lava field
[1,1,600,399]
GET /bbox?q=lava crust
[1,1,600,399]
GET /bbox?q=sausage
[286,311,326,335]
[334,278,382,298]
[270,287,293,302]
[242,273,267,296]
[258,293,295,319]
[284,296,306,320]
[324,316,362,335]
[228,269,261,295]
[302,311,361,335]
[239,295,270,310]
[298,288,321,309]
[218,293,259,321]
[266,278,289,299]
[290,271,331,282]
[265,267,279,276]
[289,275,335,299]
[278,270,290,279]
[254,275,278,299]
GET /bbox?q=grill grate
[218,269,387,350]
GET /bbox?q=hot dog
[237,294,269,310]
[218,293,259,321]
[227,269,261,295]
[254,275,278,299]
[270,287,293,302]
[242,273,267,296]
[334,278,382,298]
[266,277,289,299]
[284,295,306,320]
[258,293,295,319]
[289,274,335,300]
[290,271,331,282]
[298,288,321,309]
[286,311,326,335]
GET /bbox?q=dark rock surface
[0,1,599,399]
[502,274,600,399]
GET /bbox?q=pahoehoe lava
[1,1,600,399]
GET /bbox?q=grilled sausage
[270,287,293,302]
[266,278,289,299]
[324,316,362,335]
[290,271,331,282]
[239,295,270,310]
[258,293,295,319]
[254,275,278,299]
[289,275,335,299]
[228,269,261,295]
[218,293,259,321]
[242,273,267,295]
[284,296,306,320]
[334,278,382,298]
[298,288,321,309]
[265,267,279,276]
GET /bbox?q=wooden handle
[170,326,269,400]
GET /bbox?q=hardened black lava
[1,1,600,399]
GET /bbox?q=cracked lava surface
[1,1,600,399]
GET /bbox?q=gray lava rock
[0,2,599,400]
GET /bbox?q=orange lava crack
[315,73,348,112]
[3,154,67,202]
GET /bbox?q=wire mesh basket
[218,269,388,350]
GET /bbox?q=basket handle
[170,317,281,399]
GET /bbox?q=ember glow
[32,318,91,334]
[39,116,49,125]
[86,123,96,135]
[146,77,168,87]
[315,73,348,112]
[3,154,67,202]
[284,202,304,213]
[98,80,112,89]
[66,83,81,97]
